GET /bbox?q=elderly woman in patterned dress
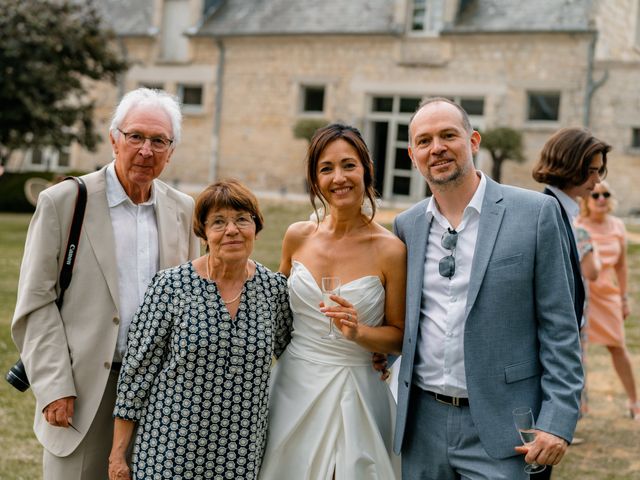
[108,180,293,480]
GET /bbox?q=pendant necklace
[206,255,249,304]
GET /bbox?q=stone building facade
[9,0,640,212]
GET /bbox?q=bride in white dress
[259,124,406,479]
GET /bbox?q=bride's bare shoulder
[282,221,318,249]
[368,222,406,259]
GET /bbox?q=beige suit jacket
[11,165,200,456]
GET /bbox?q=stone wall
[214,32,592,196]
[10,1,639,212]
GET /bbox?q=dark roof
[449,0,593,33]
[197,0,398,36]
[94,0,157,36]
[96,0,594,38]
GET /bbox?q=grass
[0,207,638,479]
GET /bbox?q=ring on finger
[346,313,351,321]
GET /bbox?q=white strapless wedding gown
[259,261,400,480]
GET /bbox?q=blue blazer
[392,177,583,459]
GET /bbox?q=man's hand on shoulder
[514,430,568,466]
[371,352,390,381]
[43,396,75,428]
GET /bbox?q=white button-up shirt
[413,172,487,397]
[106,162,159,359]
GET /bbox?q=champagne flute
[321,276,341,340]
[512,406,546,474]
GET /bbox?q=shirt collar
[426,170,486,229]
[106,161,156,208]
[547,185,579,221]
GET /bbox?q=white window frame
[631,127,640,152]
[177,83,204,114]
[407,0,442,36]
[24,146,71,171]
[526,91,561,125]
[298,84,326,117]
[365,93,486,202]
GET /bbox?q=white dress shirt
[413,172,487,397]
[106,162,159,359]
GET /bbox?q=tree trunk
[491,155,504,183]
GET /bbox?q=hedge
[0,171,87,213]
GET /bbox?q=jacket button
[404,381,409,387]
[113,317,120,325]
[104,362,110,370]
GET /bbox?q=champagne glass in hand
[512,406,546,474]
[321,276,341,340]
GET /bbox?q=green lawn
[0,208,638,479]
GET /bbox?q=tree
[480,127,524,183]
[0,0,128,167]
[293,119,328,143]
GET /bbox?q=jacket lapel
[407,209,430,336]
[81,168,121,310]
[154,181,179,269]
[465,178,505,316]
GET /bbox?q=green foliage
[293,119,328,143]
[480,127,524,183]
[0,0,128,165]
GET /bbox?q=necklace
[206,255,250,304]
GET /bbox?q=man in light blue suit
[392,98,583,479]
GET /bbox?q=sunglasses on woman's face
[591,192,611,200]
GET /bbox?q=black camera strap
[55,177,87,309]
[6,176,88,392]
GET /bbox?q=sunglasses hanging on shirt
[439,228,458,279]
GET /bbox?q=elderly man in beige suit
[11,88,200,479]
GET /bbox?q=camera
[5,359,30,392]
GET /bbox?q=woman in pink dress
[576,181,639,420]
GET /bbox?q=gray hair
[109,88,183,145]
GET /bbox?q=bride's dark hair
[306,123,377,223]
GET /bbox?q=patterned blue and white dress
[113,261,293,480]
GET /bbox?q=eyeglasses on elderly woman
[206,214,256,232]
[591,191,611,200]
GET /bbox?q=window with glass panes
[411,0,427,31]
[632,128,640,149]
[366,94,485,201]
[301,86,325,113]
[26,146,70,170]
[527,92,560,121]
[178,84,204,109]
